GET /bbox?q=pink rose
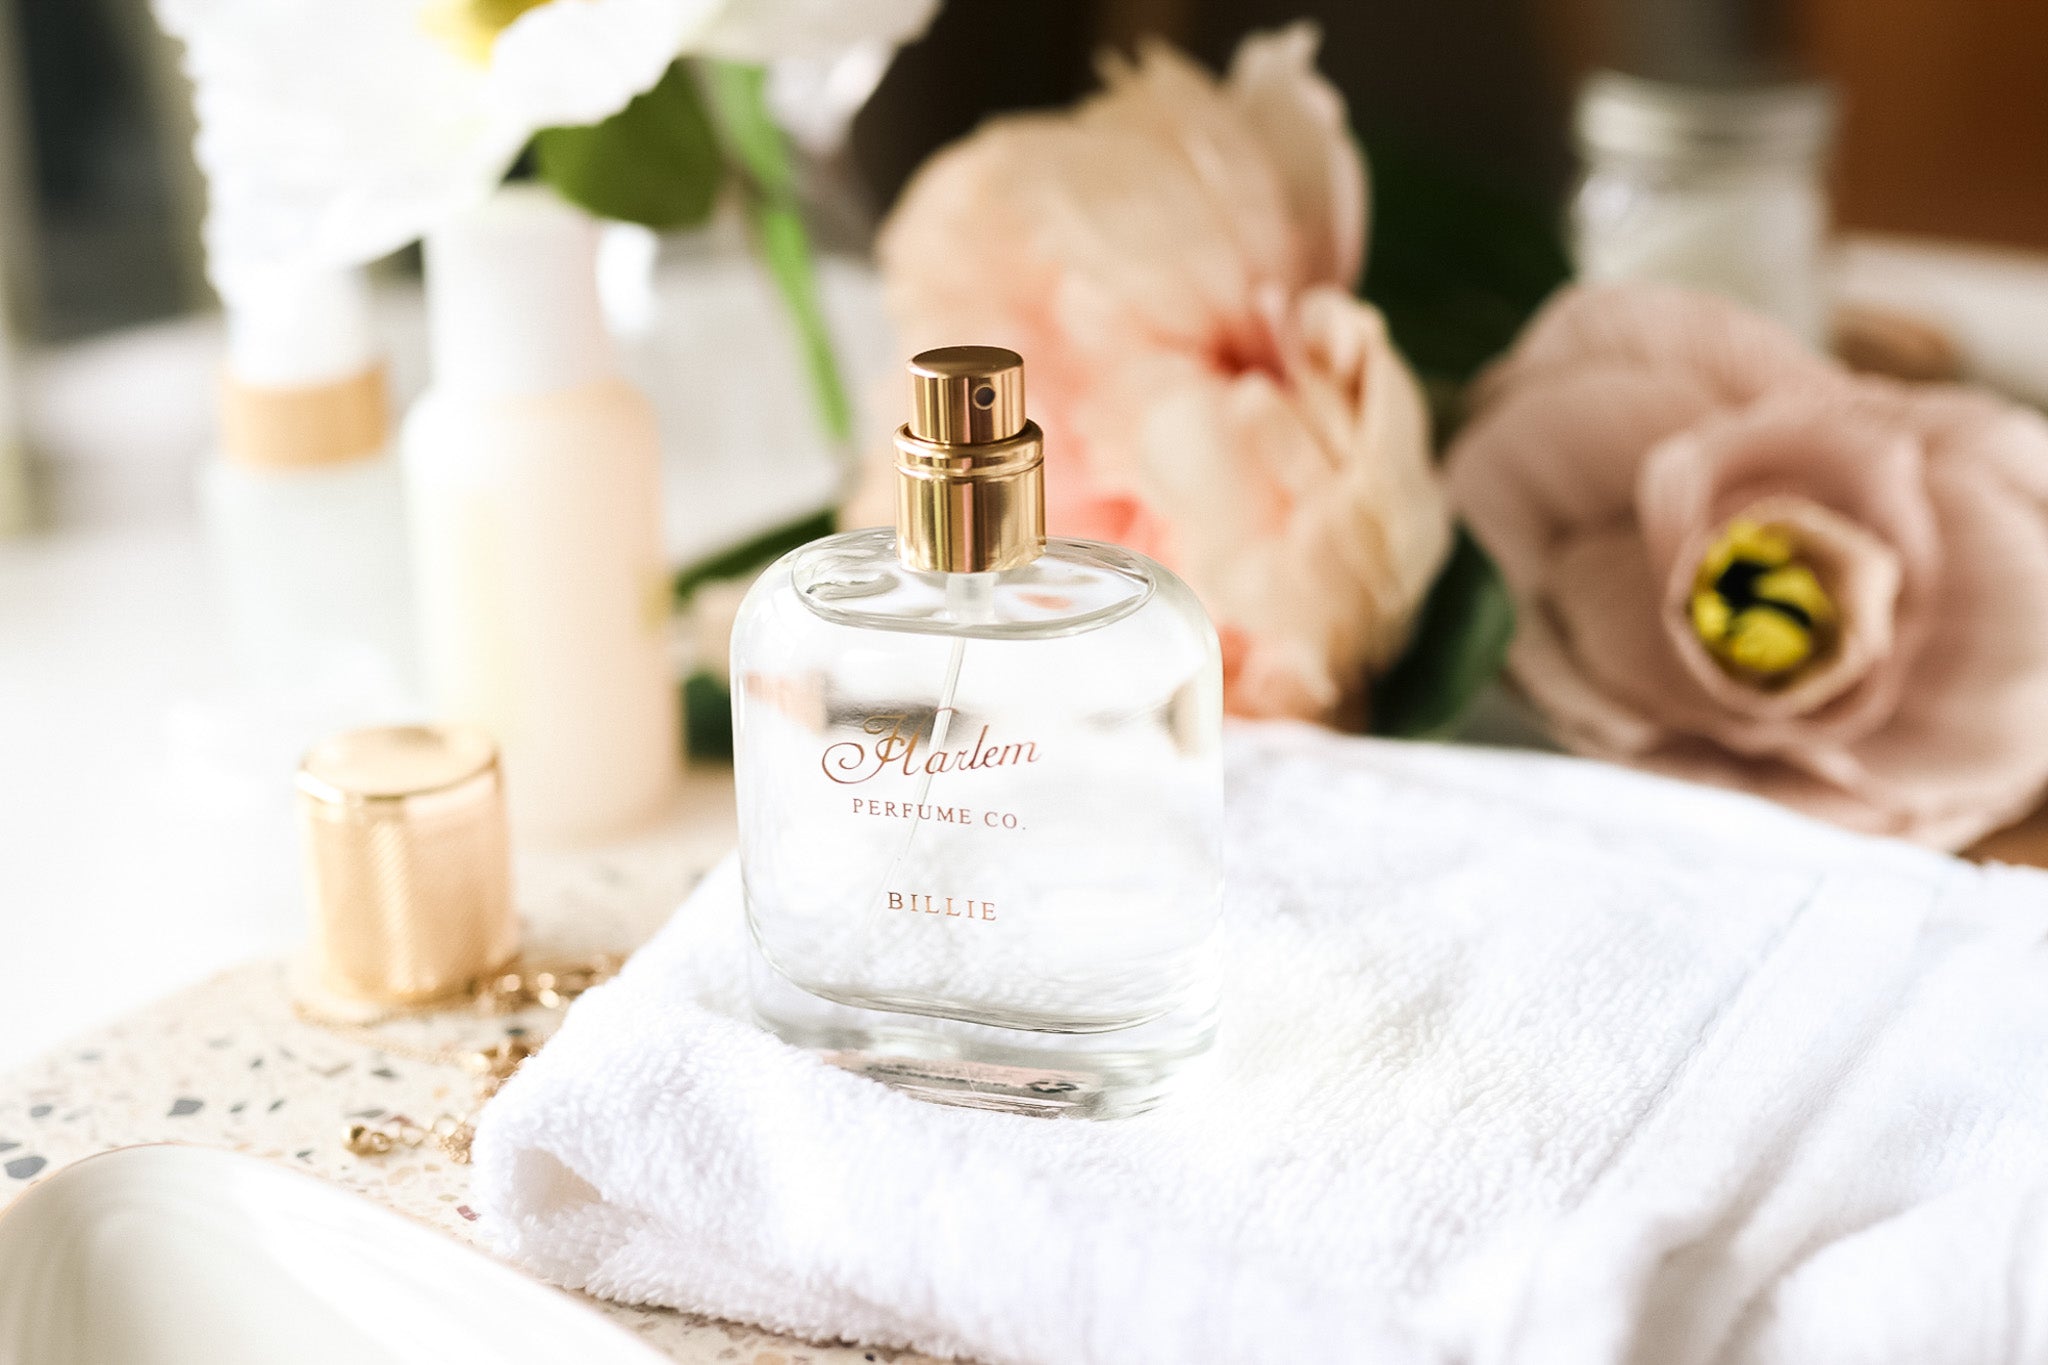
[1448,282,2048,848]
[854,25,1451,721]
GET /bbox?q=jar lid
[298,723,499,811]
[295,725,517,1014]
[1576,70,1835,166]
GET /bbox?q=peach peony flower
[853,25,1451,721]
[1448,281,2048,848]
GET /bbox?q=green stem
[699,60,856,455]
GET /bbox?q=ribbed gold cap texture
[895,345,1046,574]
[295,724,517,1012]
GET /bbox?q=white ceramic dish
[0,1144,671,1365]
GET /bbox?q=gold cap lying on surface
[295,725,517,1015]
[895,345,1046,574]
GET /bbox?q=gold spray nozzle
[894,345,1046,575]
[908,345,1027,444]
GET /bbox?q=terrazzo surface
[0,768,938,1365]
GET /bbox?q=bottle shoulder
[402,378,658,464]
[744,528,1212,643]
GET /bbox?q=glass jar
[1571,70,1836,344]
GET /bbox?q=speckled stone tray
[0,771,938,1365]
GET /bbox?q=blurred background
[8,0,2046,344]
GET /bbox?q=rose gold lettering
[876,715,919,778]
[821,717,1041,785]
[821,739,871,783]
[886,891,1000,923]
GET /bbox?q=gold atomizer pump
[893,346,1046,574]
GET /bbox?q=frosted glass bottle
[732,348,1223,1117]
[200,267,413,694]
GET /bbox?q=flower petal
[1476,282,1840,413]
[694,0,937,62]
[1635,394,1939,584]
[1510,630,1669,757]
[1634,396,1939,738]
[1086,43,1307,309]
[1224,22,1366,288]
[1449,365,1721,599]
[1538,526,1728,742]
[875,31,1444,722]
[488,0,721,129]
[1451,281,2048,848]
[1816,462,2048,846]
[157,0,512,285]
[156,0,722,286]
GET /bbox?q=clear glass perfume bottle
[731,347,1223,1117]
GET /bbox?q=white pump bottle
[403,187,678,841]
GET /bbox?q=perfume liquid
[731,347,1223,1117]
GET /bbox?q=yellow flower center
[1688,518,1838,683]
[423,0,554,64]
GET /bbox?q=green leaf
[747,201,854,444]
[673,507,836,603]
[674,510,842,762]
[534,62,721,229]
[682,671,735,761]
[700,60,854,447]
[1360,137,1570,404]
[700,61,796,198]
[1371,526,1517,739]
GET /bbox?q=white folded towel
[473,722,2048,1365]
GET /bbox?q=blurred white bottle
[0,319,29,536]
[403,187,678,842]
[200,266,414,695]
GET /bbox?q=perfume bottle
[731,347,1223,1117]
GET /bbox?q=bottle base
[745,937,1215,1119]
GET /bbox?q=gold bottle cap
[294,724,518,1017]
[894,345,1046,574]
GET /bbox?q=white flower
[694,0,938,62]
[153,0,938,291]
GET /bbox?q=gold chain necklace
[294,955,621,1163]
